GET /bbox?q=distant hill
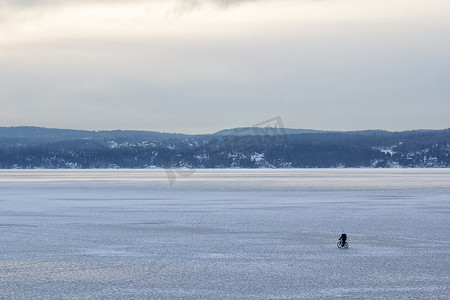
[214,127,329,136]
[0,126,191,144]
[0,126,449,169]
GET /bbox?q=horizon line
[1,125,449,136]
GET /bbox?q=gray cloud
[0,0,265,22]
[1,0,263,8]
[175,0,262,8]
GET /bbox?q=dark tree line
[0,127,449,169]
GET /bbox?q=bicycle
[337,240,348,249]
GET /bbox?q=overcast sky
[0,0,449,133]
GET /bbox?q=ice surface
[0,169,449,299]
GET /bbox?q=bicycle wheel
[337,242,342,248]
[343,242,348,249]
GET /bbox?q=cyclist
[339,233,347,246]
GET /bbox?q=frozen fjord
[0,169,449,299]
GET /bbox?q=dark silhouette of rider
[339,233,347,245]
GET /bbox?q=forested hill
[0,126,449,169]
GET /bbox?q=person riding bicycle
[339,233,347,246]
